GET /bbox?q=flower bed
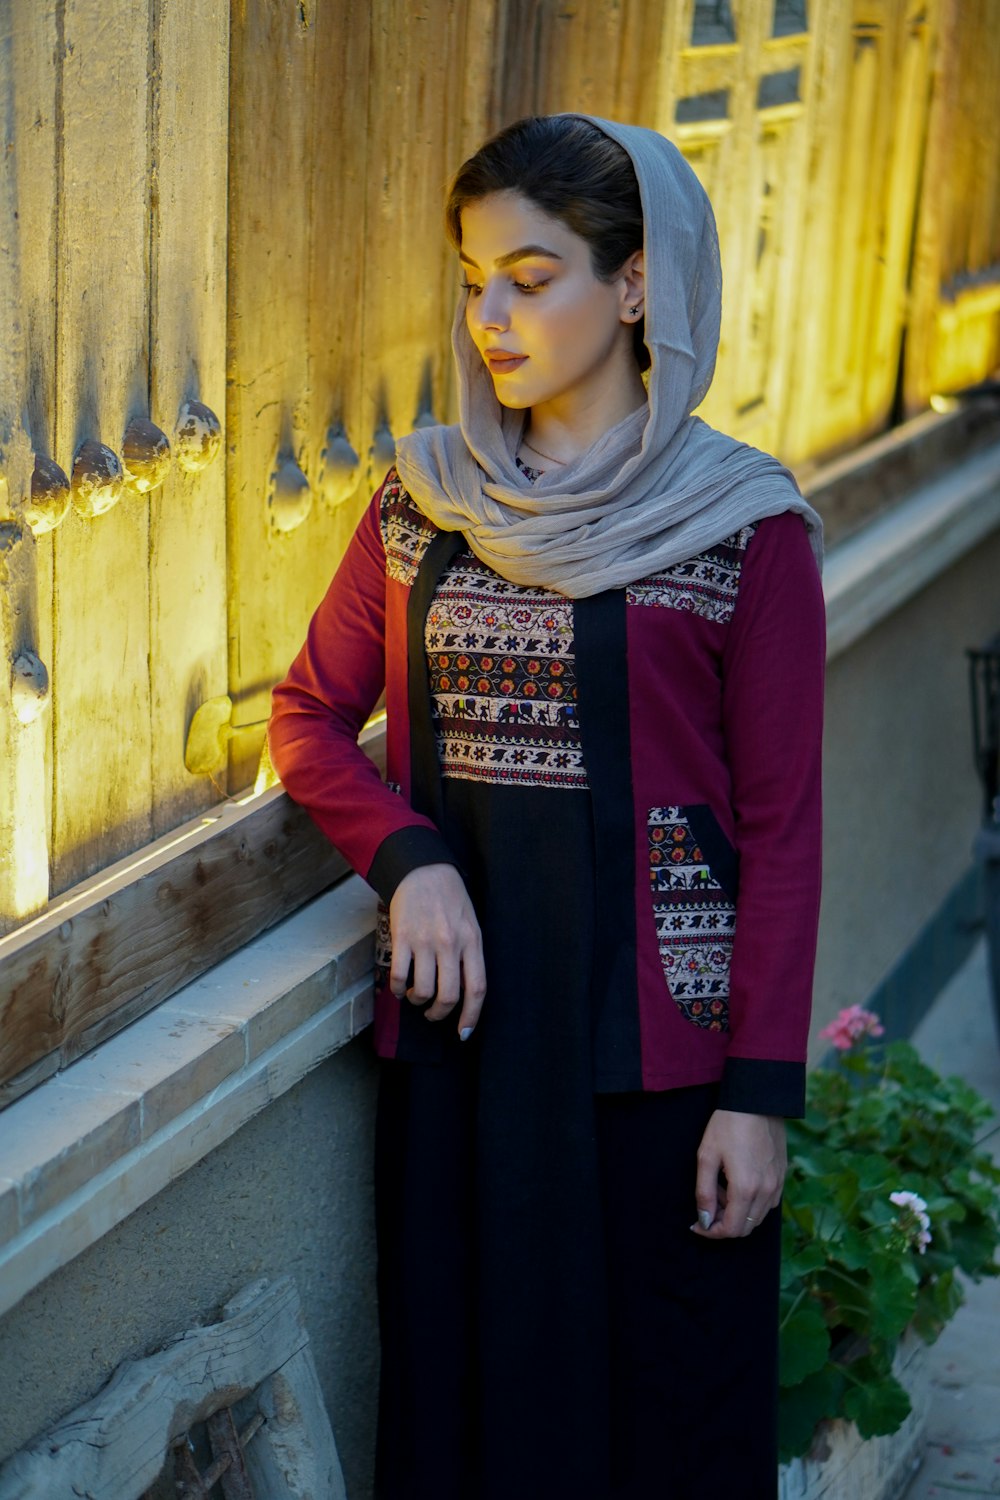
[778,1008,1000,1473]
[778,1331,930,1500]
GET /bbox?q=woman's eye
[459,278,547,296]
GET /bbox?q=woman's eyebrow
[459,244,564,269]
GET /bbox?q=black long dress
[374,470,781,1500]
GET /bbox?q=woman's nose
[469,282,509,333]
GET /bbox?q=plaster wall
[0,1038,381,1500]
[814,527,1000,1049]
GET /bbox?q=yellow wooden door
[224,0,500,789]
[905,0,1000,410]
[0,0,229,927]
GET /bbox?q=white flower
[890,1190,932,1254]
[889,1189,927,1214]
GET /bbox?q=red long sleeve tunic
[269,469,825,1115]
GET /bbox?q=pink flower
[819,1004,886,1050]
[890,1190,932,1254]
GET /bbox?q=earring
[630,305,642,317]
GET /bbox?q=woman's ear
[619,250,645,324]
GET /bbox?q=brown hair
[446,116,648,370]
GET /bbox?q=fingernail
[698,1210,712,1230]
[460,1027,474,1042]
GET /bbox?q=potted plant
[778,1005,1000,1484]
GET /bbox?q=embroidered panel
[426,553,588,790]
[379,471,439,586]
[626,525,757,624]
[648,805,735,1031]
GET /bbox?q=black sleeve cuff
[366,825,458,904]
[717,1057,806,1118]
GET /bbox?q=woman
[269,114,825,1500]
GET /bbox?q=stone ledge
[824,439,1000,660]
[0,875,379,1319]
[800,405,1000,549]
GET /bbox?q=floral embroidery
[627,526,757,624]
[427,554,588,790]
[380,469,439,586]
[648,806,735,1030]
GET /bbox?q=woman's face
[459,191,641,423]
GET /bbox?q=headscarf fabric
[394,114,822,598]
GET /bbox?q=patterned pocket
[647,805,738,1032]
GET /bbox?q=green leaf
[911,1270,962,1341]
[923,1191,964,1216]
[837,1228,876,1270]
[905,1137,935,1169]
[929,1269,964,1322]
[950,1214,1000,1277]
[867,1257,918,1340]
[779,1301,831,1386]
[784,1242,828,1278]
[843,1370,912,1438]
[787,1172,841,1209]
[813,1269,872,1333]
[788,1143,844,1177]
[778,1365,846,1462]
[855,1153,897,1193]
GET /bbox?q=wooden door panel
[493,0,670,124]
[51,0,154,894]
[148,0,230,834]
[226,0,501,790]
[0,2,58,932]
[226,1,330,791]
[771,1,938,463]
[301,0,373,598]
[905,0,1000,410]
[360,0,500,467]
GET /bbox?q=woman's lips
[485,352,527,374]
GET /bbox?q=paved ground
[901,940,1000,1498]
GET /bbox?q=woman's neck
[523,368,647,469]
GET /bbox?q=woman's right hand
[388,864,487,1039]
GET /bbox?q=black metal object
[968,632,1000,1038]
[968,632,1000,821]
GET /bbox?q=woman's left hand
[691,1109,786,1239]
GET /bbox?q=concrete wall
[815,527,1000,1052]
[0,1038,381,1500]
